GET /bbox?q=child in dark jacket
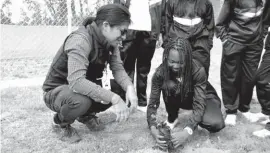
[147,38,225,151]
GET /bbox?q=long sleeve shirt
[216,0,265,44]
[147,61,207,130]
[43,22,133,104]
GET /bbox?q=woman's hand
[111,94,130,122]
[125,85,138,112]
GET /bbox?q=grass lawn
[1,39,270,153]
[1,83,270,153]
[1,82,269,153]
[1,1,269,151]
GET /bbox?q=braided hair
[162,38,193,101]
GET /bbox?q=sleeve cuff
[97,88,115,104]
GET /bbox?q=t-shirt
[128,0,152,31]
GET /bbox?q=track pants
[255,34,270,115]
[221,40,263,114]
[120,30,157,106]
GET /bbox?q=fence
[1,0,112,59]
[1,0,223,59]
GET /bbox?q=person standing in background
[216,0,267,126]
[113,0,161,112]
[253,0,270,138]
[162,0,215,75]
[161,0,221,118]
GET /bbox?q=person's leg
[256,36,270,118]
[253,116,270,138]
[220,41,244,124]
[44,85,94,142]
[199,90,225,133]
[44,85,93,124]
[76,99,111,132]
[248,38,270,136]
[162,80,181,129]
[120,30,138,82]
[78,79,129,131]
[191,37,211,75]
[164,97,180,129]
[238,42,263,114]
[173,81,225,132]
[136,31,157,107]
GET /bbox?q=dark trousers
[191,38,222,103]
[120,30,157,106]
[266,122,270,131]
[221,40,263,114]
[164,81,225,133]
[255,34,270,115]
[190,37,211,75]
[43,80,122,123]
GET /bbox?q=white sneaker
[255,113,269,121]
[242,112,267,122]
[137,106,147,113]
[225,114,236,126]
[261,119,270,125]
[253,129,270,138]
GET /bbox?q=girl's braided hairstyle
[162,37,193,101]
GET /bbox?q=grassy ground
[1,1,270,152]
[1,58,52,80]
[1,38,270,153]
[1,81,269,153]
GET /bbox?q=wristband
[184,127,193,135]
